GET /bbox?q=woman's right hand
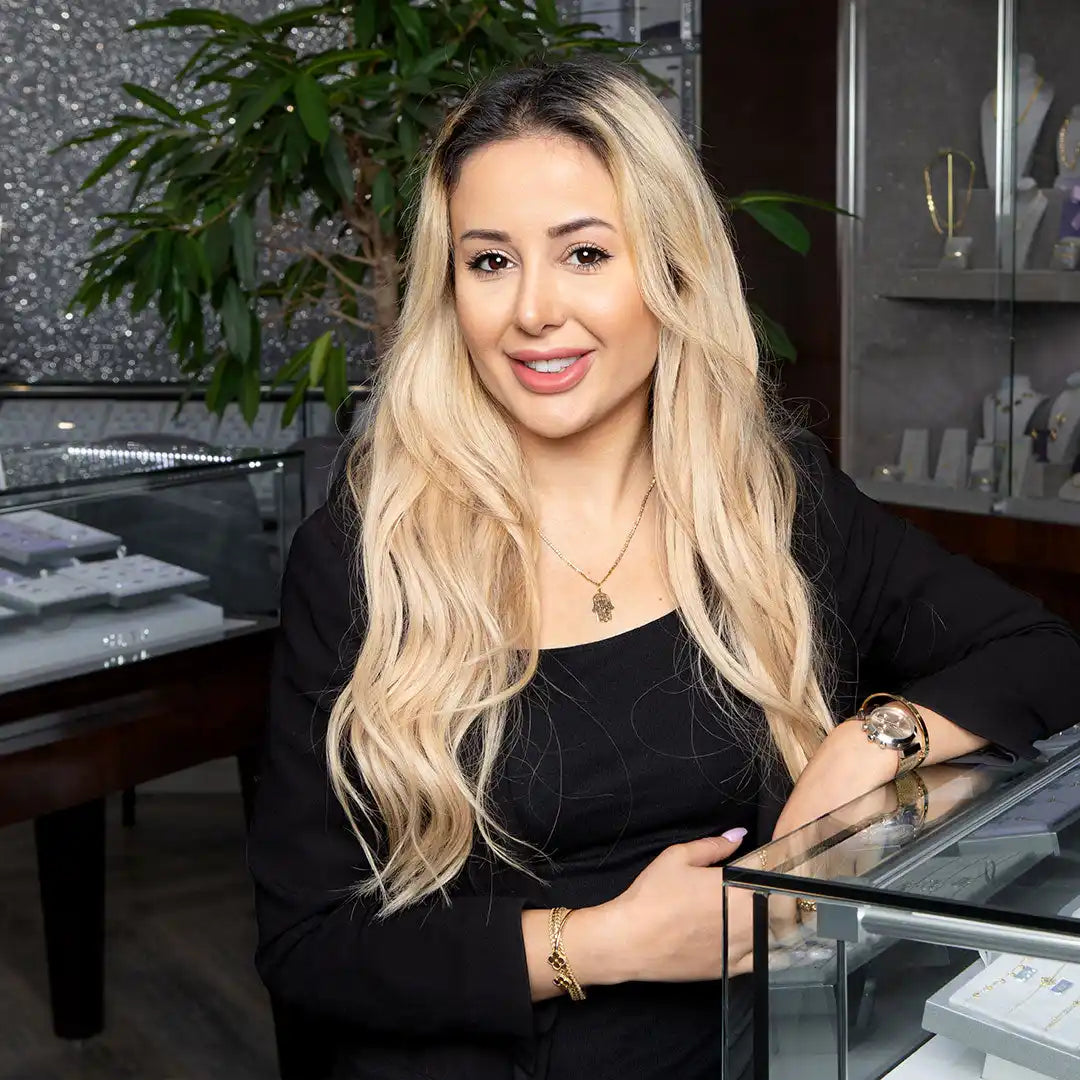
[569,829,754,986]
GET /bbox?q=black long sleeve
[247,501,536,1039]
[792,431,1080,758]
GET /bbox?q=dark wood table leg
[34,798,106,1039]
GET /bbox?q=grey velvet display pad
[847,0,1080,482]
[924,963,1079,1080]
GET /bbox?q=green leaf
[323,131,355,205]
[749,303,797,364]
[150,230,176,289]
[413,42,459,77]
[206,354,241,414]
[304,48,383,77]
[281,371,311,428]
[231,76,292,139]
[534,0,559,28]
[271,340,314,390]
[391,0,427,49]
[221,279,252,362]
[132,9,254,34]
[202,217,232,279]
[397,113,419,163]
[79,134,146,190]
[372,166,395,233]
[323,345,349,414]
[354,0,378,48]
[121,82,185,123]
[284,113,310,175]
[240,364,261,425]
[293,72,330,145]
[739,204,811,256]
[309,330,333,386]
[231,207,257,289]
[731,190,856,219]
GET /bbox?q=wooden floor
[0,794,279,1080]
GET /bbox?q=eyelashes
[465,243,613,277]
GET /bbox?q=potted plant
[59,0,842,427]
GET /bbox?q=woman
[248,57,1079,1079]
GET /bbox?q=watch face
[866,704,916,745]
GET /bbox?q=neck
[521,396,654,533]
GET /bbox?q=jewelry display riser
[0,594,224,685]
[924,962,1080,1080]
[844,0,1080,507]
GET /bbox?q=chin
[508,401,597,442]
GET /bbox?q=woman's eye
[465,244,612,276]
[567,245,611,270]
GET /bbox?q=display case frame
[724,731,1080,1080]
[838,0,1080,530]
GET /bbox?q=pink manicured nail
[722,827,748,843]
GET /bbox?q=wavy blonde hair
[327,57,837,915]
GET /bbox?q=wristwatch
[856,694,929,776]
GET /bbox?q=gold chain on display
[1059,117,1080,171]
[538,477,656,623]
[923,149,976,236]
[992,75,1045,125]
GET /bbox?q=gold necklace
[992,75,1044,126]
[539,476,656,623]
[923,149,976,236]
[1060,116,1080,171]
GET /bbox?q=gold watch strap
[893,769,929,829]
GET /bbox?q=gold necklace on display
[923,149,976,236]
[538,477,656,623]
[993,75,1045,126]
[1059,116,1080,171]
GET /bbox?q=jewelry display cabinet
[725,728,1080,1080]
[839,0,1080,527]
[559,1,701,141]
[0,441,302,694]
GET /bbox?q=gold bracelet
[893,769,930,829]
[547,906,586,1001]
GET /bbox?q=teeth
[522,355,582,373]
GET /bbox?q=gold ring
[796,898,817,914]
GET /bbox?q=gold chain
[923,149,976,236]
[539,476,656,623]
[1060,116,1080,171]
[992,75,1044,126]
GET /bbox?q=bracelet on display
[547,907,586,1001]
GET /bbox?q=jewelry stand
[898,429,930,483]
[982,54,1054,191]
[934,429,970,489]
[1045,374,1080,470]
[970,439,997,493]
[983,375,1047,449]
[1015,179,1049,270]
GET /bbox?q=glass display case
[839,0,1080,526]
[0,441,302,695]
[723,728,1080,1080]
[558,1,701,141]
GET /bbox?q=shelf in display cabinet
[880,269,1080,304]
[857,479,1080,527]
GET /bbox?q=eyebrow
[458,216,616,244]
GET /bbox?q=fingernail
[722,827,748,843]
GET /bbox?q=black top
[247,431,1080,1080]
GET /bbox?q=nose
[513,258,565,337]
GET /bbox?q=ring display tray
[54,555,209,609]
[0,572,108,615]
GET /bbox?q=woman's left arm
[775,432,1080,838]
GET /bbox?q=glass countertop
[726,729,1080,939]
[0,440,300,500]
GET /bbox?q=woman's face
[449,135,660,443]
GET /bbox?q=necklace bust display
[982,374,1046,448]
[981,54,1054,191]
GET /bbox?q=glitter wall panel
[0,0,311,384]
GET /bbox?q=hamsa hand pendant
[592,589,614,622]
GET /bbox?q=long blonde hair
[327,57,837,915]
